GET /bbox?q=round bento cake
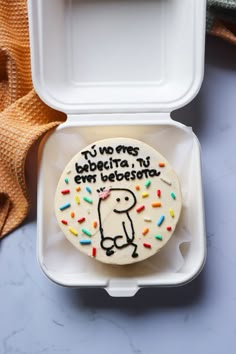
[54,138,182,265]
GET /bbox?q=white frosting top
[54,138,182,265]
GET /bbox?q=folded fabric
[207,0,236,44]
[0,0,65,238]
[0,0,235,239]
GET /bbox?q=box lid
[28,0,206,115]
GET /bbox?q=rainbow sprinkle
[75,195,80,204]
[157,190,161,198]
[86,186,92,194]
[159,162,165,167]
[171,192,176,200]
[143,243,151,249]
[93,221,98,228]
[61,220,68,225]
[135,185,140,191]
[155,235,163,241]
[68,227,78,236]
[70,212,75,218]
[145,180,151,188]
[65,178,69,184]
[136,205,145,213]
[167,226,172,231]
[59,203,71,211]
[83,196,93,204]
[157,215,165,226]
[169,209,175,217]
[61,189,70,195]
[144,217,152,222]
[82,228,92,237]
[80,240,91,245]
[76,186,81,192]
[152,202,162,208]
[142,228,149,236]
[92,247,96,257]
[78,217,86,224]
[142,192,149,198]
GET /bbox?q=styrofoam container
[28,0,207,297]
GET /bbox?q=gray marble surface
[1,37,236,354]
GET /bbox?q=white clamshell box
[28,0,207,297]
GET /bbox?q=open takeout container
[28,0,207,297]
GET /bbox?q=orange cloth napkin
[0,0,65,238]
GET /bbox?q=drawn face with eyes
[110,188,137,213]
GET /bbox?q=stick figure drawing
[97,187,138,258]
